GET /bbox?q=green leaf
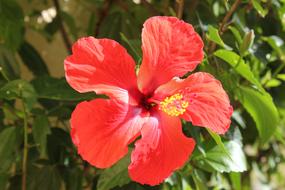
[97,153,131,190]
[64,167,83,190]
[237,86,279,143]
[262,36,284,58]
[252,0,268,18]
[214,49,263,91]
[206,128,231,160]
[32,76,96,101]
[18,41,49,76]
[193,141,247,173]
[277,74,285,81]
[87,12,96,36]
[44,16,60,40]
[0,46,20,80]
[0,172,9,190]
[32,115,51,158]
[47,128,73,164]
[0,79,37,110]
[192,170,208,190]
[207,26,230,49]
[27,165,62,190]
[0,127,22,172]
[62,11,78,40]
[120,32,141,62]
[0,0,24,50]
[230,172,241,190]
[265,79,282,88]
[228,26,243,44]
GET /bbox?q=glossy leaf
[206,129,231,160]
[207,25,226,48]
[237,86,279,143]
[252,0,268,18]
[230,172,241,190]
[265,79,282,88]
[193,141,247,173]
[214,49,263,91]
[277,74,285,81]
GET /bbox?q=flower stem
[208,0,242,54]
[94,0,113,37]
[21,100,28,190]
[219,0,242,35]
[52,0,72,54]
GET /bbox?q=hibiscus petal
[153,72,233,134]
[71,99,148,168]
[128,109,195,185]
[64,37,141,104]
[137,16,204,94]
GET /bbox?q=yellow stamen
[159,93,189,116]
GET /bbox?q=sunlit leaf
[252,0,268,18]
[193,141,247,173]
[230,172,241,190]
[207,26,226,48]
[265,79,282,88]
[277,74,285,81]
[214,49,263,91]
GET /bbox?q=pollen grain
[159,93,189,116]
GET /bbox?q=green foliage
[0,0,285,190]
[193,140,247,173]
[97,153,131,190]
[32,115,51,158]
[214,50,263,90]
[18,41,50,76]
[207,26,228,49]
[0,79,37,110]
[237,86,279,143]
[0,127,22,172]
[0,0,24,50]
[27,165,62,190]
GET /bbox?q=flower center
[159,93,189,116]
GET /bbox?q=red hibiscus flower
[64,16,233,185]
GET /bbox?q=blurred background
[0,0,285,189]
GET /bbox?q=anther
[159,93,189,116]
